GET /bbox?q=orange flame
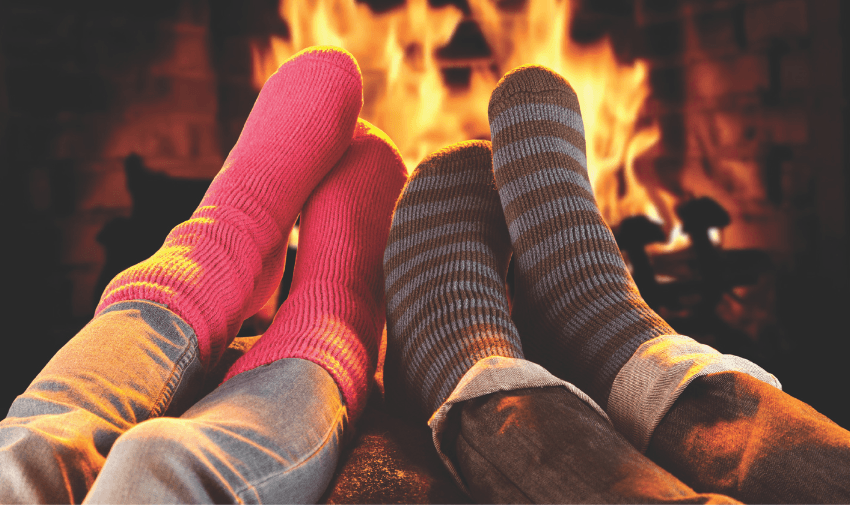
[252,0,686,250]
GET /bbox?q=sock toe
[488,65,579,118]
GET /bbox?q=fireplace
[1,0,847,425]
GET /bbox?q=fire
[253,0,468,172]
[252,0,684,250]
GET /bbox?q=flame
[252,0,685,250]
[253,0,467,172]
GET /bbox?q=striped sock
[488,65,674,408]
[96,47,363,369]
[384,141,524,418]
[224,120,407,422]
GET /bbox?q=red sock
[96,47,363,370]
[224,119,408,422]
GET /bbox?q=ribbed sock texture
[488,65,674,407]
[96,47,363,369]
[223,120,407,422]
[384,141,524,418]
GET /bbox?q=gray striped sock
[488,65,674,408]
[384,140,524,417]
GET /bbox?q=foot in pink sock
[96,46,363,370]
[224,119,408,422]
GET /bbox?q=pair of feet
[385,66,674,424]
[97,47,407,421]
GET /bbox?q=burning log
[612,197,773,358]
[676,197,730,286]
[615,215,666,309]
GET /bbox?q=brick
[712,111,760,149]
[658,113,686,152]
[29,166,52,212]
[642,21,683,58]
[5,65,109,115]
[688,111,761,160]
[642,0,679,15]
[219,36,256,77]
[52,118,109,159]
[680,156,766,205]
[650,66,685,103]
[723,206,788,251]
[217,82,258,119]
[688,54,769,98]
[75,165,133,212]
[59,216,106,266]
[151,24,215,78]
[66,266,101,317]
[693,7,744,52]
[46,160,77,216]
[762,108,808,144]
[781,160,814,203]
[745,0,808,44]
[780,51,810,90]
[143,155,222,179]
[128,75,218,114]
[103,114,219,161]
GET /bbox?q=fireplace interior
[1,0,848,499]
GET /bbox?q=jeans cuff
[608,334,782,453]
[427,356,610,496]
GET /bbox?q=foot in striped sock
[224,120,407,422]
[383,141,525,419]
[487,65,675,410]
[97,47,363,370]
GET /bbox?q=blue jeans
[0,300,348,503]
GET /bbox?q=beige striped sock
[383,140,524,417]
[488,65,674,407]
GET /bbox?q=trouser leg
[647,371,850,504]
[446,386,739,504]
[84,358,348,504]
[0,301,204,504]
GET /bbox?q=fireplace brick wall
[2,0,222,322]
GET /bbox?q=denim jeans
[445,374,850,504]
[0,300,347,504]
[446,386,738,503]
[647,371,850,504]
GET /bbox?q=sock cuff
[607,334,782,452]
[223,322,377,422]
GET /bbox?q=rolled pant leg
[0,301,204,504]
[84,358,348,504]
[647,371,850,504]
[447,386,739,504]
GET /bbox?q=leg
[1,47,363,503]
[83,119,405,504]
[487,65,850,502]
[0,301,204,504]
[448,387,738,504]
[384,141,734,503]
[487,64,676,410]
[84,359,346,504]
[647,371,850,504]
[98,46,362,370]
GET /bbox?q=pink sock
[96,47,363,370]
[224,119,408,422]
